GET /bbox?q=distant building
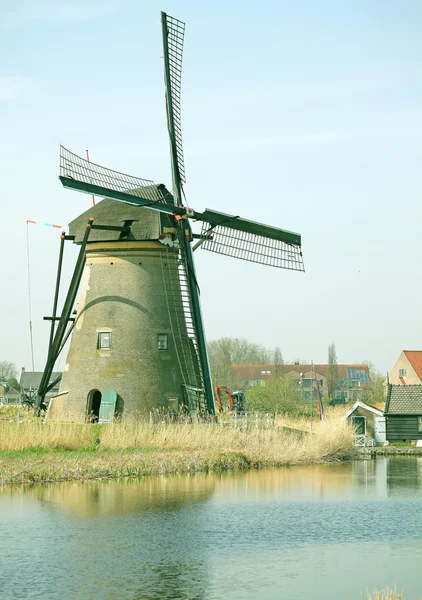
[0,383,21,404]
[389,351,422,385]
[231,363,370,401]
[385,384,422,442]
[19,368,62,404]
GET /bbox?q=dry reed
[98,418,354,465]
[0,418,355,485]
[0,421,97,451]
[0,418,354,461]
[365,588,406,600]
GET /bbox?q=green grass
[0,447,252,485]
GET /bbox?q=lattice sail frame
[162,13,186,184]
[60,146,174,206]
[199,223,304,271]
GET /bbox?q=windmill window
[158,334,168,350]
[399,369,406,377]
[98,331,111,349]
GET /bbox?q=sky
[1,0,422,375]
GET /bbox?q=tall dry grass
[0,421,97,451]
[365,589,406,600]
[0,418,354,464]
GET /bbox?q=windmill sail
[161,11,186,201]
[161,12,215,412]
[198,209,304,271]
[59,146,175,210]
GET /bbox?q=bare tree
[274,346,283,375]
[327,343,338,400]
[207,337,273,387]
[361,360,386,406]
[0,361,17,382]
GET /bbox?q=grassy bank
[0,419,355,485]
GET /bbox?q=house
[19,368,62,404]
[0,383,21,405]
[341,400,384,442]
[388,351,422,385]
[231,363,370,401]
[384,384,422,442]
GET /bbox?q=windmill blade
[197,209,304,271]
[59,146,177,215]
[161,12,186,200]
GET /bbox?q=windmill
[37,12,304,421]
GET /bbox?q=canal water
[0,457,421,600]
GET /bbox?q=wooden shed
[341,400,384,441]
[385,384,422,442]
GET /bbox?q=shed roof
[385,384,422,415]
[341,400,384,420]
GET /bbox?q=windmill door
[374,416,386,445]
[99,389,117,423]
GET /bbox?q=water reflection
[1,459,422,600]
[11,474,216,517]
[387,456,422,493]
[1,475,216,600]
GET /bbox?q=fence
[354,434,375,447]
[147,410,277,428]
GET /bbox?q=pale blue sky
[1,0,422,374]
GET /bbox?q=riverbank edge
[359,446,422,457]
[0,447,357,487]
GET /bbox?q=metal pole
[48,234,65,360]
[37,219,93,408]
[310,384,313,434]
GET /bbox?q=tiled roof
[385,384,422,414]
[19,371,62,391]
[231,364,276,380]
[231,363,369,380]
[403,351,422,380]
